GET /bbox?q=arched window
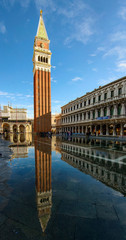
[41,56,43,62]
[38,56,40,61]
[46,58,48,63]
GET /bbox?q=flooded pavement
[0,133,126,240]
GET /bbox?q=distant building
[33,10,51,133]
[55,114,62,134]
[60,76,126,136]
[51,114,56,133]
[0,105,32,133]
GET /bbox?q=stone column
[113,124,116,136]
[120,123,124,136]
[95,109,98,119]
[100,125,103,135]
[114,105,117,117]
[107,106,110,116]
[82,113,84,121]
[85,125,88,133]
[10,125,13,133]
[106,124,109,135]
[86,112,88,120]
[121,103,125,117]
[78,126,80,134]
[94,125,97,135]
[17,125,20,133]
[18,134,20,143]
[101,108,104,117]
[90,110,93,120]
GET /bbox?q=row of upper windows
[62,104,122,122]
[38,56,48,63]
[62,88,122,114]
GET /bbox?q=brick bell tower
[33,10,51,133]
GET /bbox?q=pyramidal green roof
[36,10,48,40]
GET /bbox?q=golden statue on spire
[40,9,42,15]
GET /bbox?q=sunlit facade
[0,105,32,133]
[61,76,126,136]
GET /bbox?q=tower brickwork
[33,10,51,133]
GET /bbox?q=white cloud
[0,91,8,96]
[25,94,33,98]
[90,53,96,57]
[1,0,31,9]
[52,100,60,103]
[92,68,98,72]
[103,46,126,59]
[118,7,126,20]
[52,65,56,69]
[97,47,105,52]
[0,22,6,34]
[110,31,126,42]
[65,17,94,45]
[20,0,31,8]
[51,104,61,114]
[16,93,23,97]
[58,0,87,19]
[97,76,118,86]
[72,77,82,82]
[87,60,93,64]
[51,77,57,83]
[116,61,126,72]
[34,0,56,12]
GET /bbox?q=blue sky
[0,0,126,118]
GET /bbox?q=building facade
[0,105,32,133]
[61,77,126,136]
[33,10,51,133]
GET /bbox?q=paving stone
[96,204,118,220]
[0,213,7,226]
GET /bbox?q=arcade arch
[3,123,10,133]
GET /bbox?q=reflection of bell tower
[35,137,52,232]
[33,10,51,133]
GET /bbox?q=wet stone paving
[0,133,126,240]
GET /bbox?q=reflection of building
[5,133,33,159]
[35,137,52,232]
[33,10,51,133]
[61,77,126,136]
[0,105,32,133]
[61,140,126,195]
[51,136,61,153]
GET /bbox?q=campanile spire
[33,10,52,133]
